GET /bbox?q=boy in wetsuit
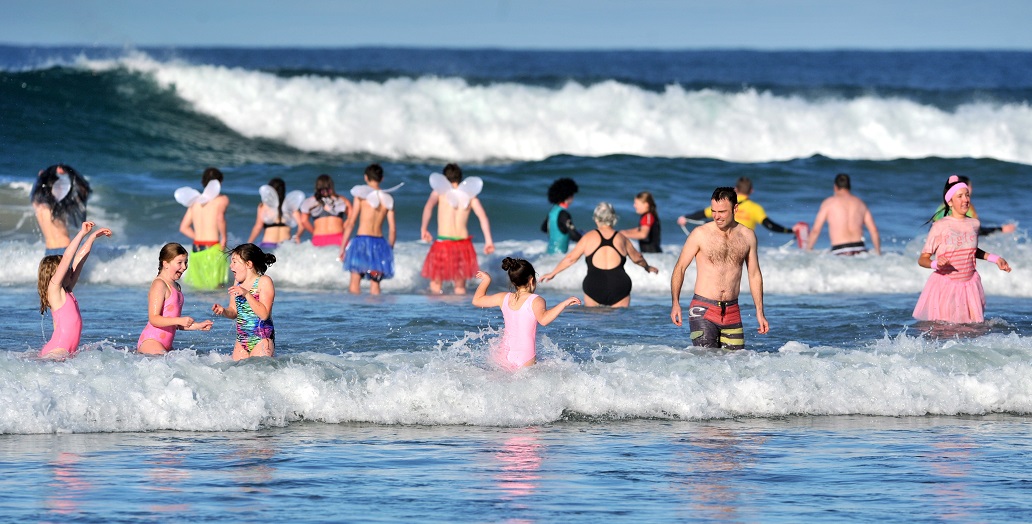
[671,187,769,349]
[541,178,582,254]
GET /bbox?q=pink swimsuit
[137,281,184,351]
[40,292,82,358]
[497,293,539,370]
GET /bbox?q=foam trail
[80,54,1032,164]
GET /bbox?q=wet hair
[364,163,384,183]
[635,191,657,216]
[735,177,753,195]
[501,257,536,289]
[593,201,619,227]
[229,243,277,275]
[834,173,851,190]
[37,255,61,314]
[711,187,737,205]
[548,178,579,204]
[157,242,188,274]
[267,178,286,221]
[201,167,224,187]
[443,163,463,184]
[30,164,91,227]
[314,174,338,204]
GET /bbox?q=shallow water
[3,416,1031,522]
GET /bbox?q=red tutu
[422,237,479,281]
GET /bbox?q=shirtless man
[31,164,91,255]
[178,167,230,289]
[419,163,495,295]
[805,173,880,256]
[670,187,768,350]
[340,164,398,295]
[179,167,230,251]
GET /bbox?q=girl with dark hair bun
[472,257,580,370]
[137,243,213,355]
[212,243,277,360]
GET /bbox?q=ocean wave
[60,53,1032,164]
[2,331,1031,433]
[2,237,1030,297]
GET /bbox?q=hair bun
[265,253,277,266]
[500,257,515,271]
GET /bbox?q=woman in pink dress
[913,176,1012,323]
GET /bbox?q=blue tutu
[343,235,395,281]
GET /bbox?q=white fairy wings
[428,173,483,209]
[350,183,404,210]
[174,180,222,207]
[259,185,305,227]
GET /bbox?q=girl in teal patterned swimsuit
[212,243,277,360]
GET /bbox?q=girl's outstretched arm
[533,295,581,326]
[471,271,505,308]
[67,224,111,290]
[48,222,93,297]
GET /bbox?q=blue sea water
[1,46,1032,521]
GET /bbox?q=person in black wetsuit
[540,202,658,307]
[619,191,662,253]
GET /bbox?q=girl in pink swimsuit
[38,221,111,359]
[138,243,214,355]
[472,257,581,370]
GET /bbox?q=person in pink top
[37,221,111,359]
[914,175,1012,323]
[137,243,214,355]
[472,257,581,370]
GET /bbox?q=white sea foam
[2,331,1031,433]
[3,236,1030,297]
[74,53,1032,164]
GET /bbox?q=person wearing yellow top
[676,177,802,235]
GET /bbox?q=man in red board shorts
[670,187,768,349]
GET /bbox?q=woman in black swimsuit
[541,202,658,307]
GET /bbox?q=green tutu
[183,245,228,290]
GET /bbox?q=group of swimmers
[29,163,1015,368]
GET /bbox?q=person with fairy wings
[31,164,92,256]
[419,163,495,295]
[340,164,403,295]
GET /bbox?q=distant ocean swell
[10,53,1032,164]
